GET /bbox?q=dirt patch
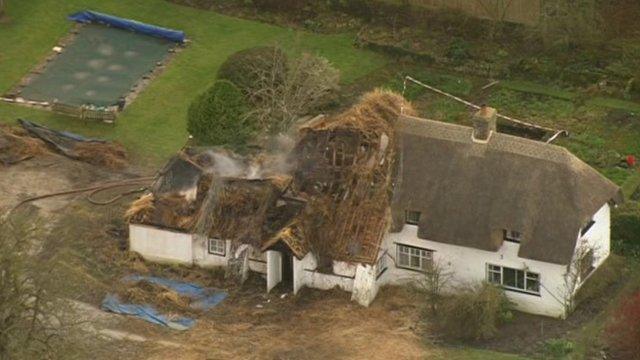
[0,153,136,214]
[136,285,432,360]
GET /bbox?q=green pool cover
[21,24,174,107]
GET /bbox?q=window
[405,210,421,225]
[397,244,432,272]
[504,230,522,243]
[580,220,596,237]
[208,238,226,256]
[486,264,540,295]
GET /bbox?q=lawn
[0,0,387,166]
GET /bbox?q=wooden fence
[396,0,543,26]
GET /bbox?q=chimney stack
[472,105,497,142]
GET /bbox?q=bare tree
[0,209,87,359]
[247,50,340,133]
[560,240,598,316]
[416,260,453,314]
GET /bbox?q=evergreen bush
[187,80,255,147]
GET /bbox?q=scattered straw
[73,141,128,169]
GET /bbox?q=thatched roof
[128,148,310,256]
[391,115,623,265]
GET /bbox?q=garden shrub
[187,80,255,147]
[436,282,512,341]
[543,339,574,358]
[218,46,340,133]
[606,291,640,359]
[217,46,289,98]
[611,204,640,258]
[446,38,472,65]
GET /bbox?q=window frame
[208,238,226,256]
[580,220,596,237]
[486,263,540,296]
[503,229,522,243]
[396,244,433,272]
[405,210,421,226]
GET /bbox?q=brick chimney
[472,105,497,143]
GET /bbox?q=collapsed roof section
[291,90,414,265]
[127,90,412,264]
[127,148,306,256]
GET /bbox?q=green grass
[621,171,640,199]
[0,0,386,166]
[440,348,530,360]
[500,80,577,101]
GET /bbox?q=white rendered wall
[577,204,611,272]
[380,225,570,318]
[193,237,231,267]
[249,248,268,274]
[266,250,282,292]
[129,224,193,265]
[570,203,611,294]
[293,253,355,292]
[351,264,379,306]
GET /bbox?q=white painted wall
[577,204,611,271]
[193,237,231,267]
[333,261,357,278]
[351,264,379,306]
[249,249,268,274]
[266,250,282,292]
[381,226,568,317]
[129,224,193,265]
[379,203,612,318]
[293,253,355,292]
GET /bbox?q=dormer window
[504,230,522,243]
[405,210,421,225]
[581,219,596,237]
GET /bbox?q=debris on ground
[103,275,228,330]
[18,119,128,169]
[0,124,50,165]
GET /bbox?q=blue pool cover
[68,10,185,43]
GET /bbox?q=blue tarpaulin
[101,275,227,330]
[102,295,195,330]
[68,10,185,43]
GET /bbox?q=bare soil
[137,285,432,360]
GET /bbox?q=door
[281,253,293,290]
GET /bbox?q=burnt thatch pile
[0,124,50,165]
[18,119,128,169]
[117,280,194,314]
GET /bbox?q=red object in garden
[627,155,636,168]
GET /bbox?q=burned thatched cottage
[128,91,621,318]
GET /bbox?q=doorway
[281,252,293,290]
